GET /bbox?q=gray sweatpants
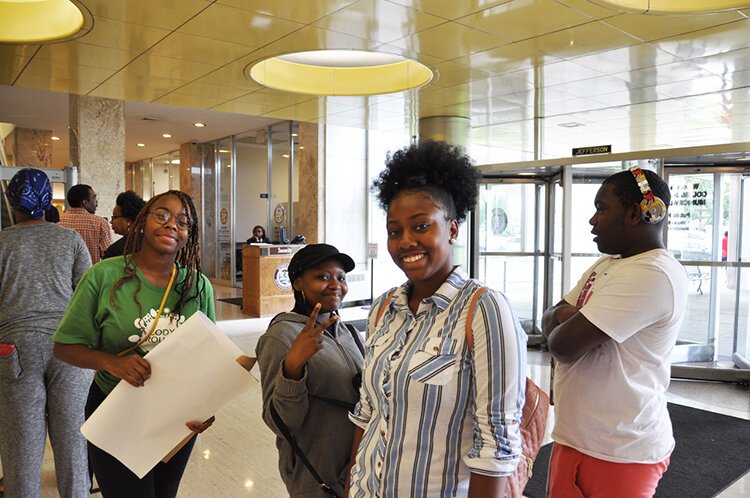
[0,332,92,498]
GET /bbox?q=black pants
[85,382,197,498]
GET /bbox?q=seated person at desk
[247,225,271,244]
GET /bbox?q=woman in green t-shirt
[54,190,215,498]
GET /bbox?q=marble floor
[14,283,750,497]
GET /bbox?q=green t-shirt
[54,256,216,395]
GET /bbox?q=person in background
[0,168,92,498]
[45,205,60,223]
[247,224,271,244]
[256,243,363,497]
[347,140,526,497]
[542,168,687,497]
[53,190,215,498]
[103,190,146,259]
[722,230,728,262]
[60,184,112,264]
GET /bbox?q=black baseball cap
[288,243,355,281]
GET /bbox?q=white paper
[81,311,255,478]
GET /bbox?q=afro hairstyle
[116,190,146,221]
[371,140,480,223]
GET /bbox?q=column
[418,116,470,149]
[69,94,124,216]
[296,121,322,243]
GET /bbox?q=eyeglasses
[149,207,191,230]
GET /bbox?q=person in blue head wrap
[6,167,53,220]
[0,168,93,498]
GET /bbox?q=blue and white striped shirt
[349,268,526,497]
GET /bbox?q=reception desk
[242,244,304,317]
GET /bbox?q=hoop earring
[449,237,456,245]
[300,290,307,303]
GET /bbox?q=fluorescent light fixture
[0,0,89,43]
[588,0,750,13]
[194,122,206,127]
[162,133,172,138]
[248,50,433,96]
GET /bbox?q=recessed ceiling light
[170,159,180,164]
[282,154,290,158]
[137,143,145,147]
[0,0,91,43]
[558,122,584,128]
[248,50,433,96]
[51,136,60,141]
[588,0,750,14]
[194,122,206,127]
[162,133,172,138]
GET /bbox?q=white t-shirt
[552,248,687,463]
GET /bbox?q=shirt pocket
[0,345,23,380]
[408,337,459,385]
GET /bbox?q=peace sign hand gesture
[283,303,338,381]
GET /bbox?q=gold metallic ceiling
[2,0,750,162]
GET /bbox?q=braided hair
[371,140,480,223]
[110,190,205,316]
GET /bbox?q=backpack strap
[465,286,489,350]
[373,289,397,329]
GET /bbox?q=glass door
[666,168,750,381]
[477,179,545,334]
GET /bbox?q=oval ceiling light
[0,0,90,43]
[588,0,750,14]
[248,50,433,96]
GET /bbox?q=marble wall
[296,121,321,244]
[8,127,53,167]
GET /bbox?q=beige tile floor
[10,282,750,497]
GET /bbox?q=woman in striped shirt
[347,140,527,498]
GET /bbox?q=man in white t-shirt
[542,168,687,497]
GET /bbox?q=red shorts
[548,443,670,498]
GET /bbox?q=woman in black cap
[256,243,362,498]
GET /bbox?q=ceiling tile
[540,60,605,86]
[217,0,360,24]
[263,98,326,121]
[90,73,189,101]
[653,18,750,59]
[191,64,264,92]
[34,42,133,71]
[615,61,717,88]
[167,80,252,101]
[387,22,505,60]
[154,92,234,110]
[118,55,217,83]
[517,20,640,59]
[553,0,620,19]
[431,61,493,88]
[571,44,679,74]
[453,43,560,76]
[457,0,593,43]
[0,55,31,85]
[82,0,211,30]
[313,0,444,44]
[17,58,116,83]
[78,16,170,51]
[385,0,513,21]
[603,10,744,43]
[179,3,304,47]
[546,74,629,98]
[13,72,98,95]
[655,75,730,99]
[240,26,372,66]
[147,33,251,66]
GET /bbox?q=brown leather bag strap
[374,289,397,329]
[465,286,489,351]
